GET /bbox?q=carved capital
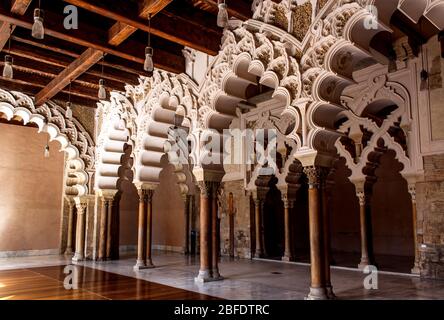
[74,196,89,213]
[138,188,154,203]
[197,181,212,197]
[356,190,365,206]
[408,184,416,203]
[303,166,321,189]
[280,189,291,209]
[75,202,88,214]
[138,189,148,203]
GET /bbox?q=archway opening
[370,149,414,273]
[330,158,361,268]
[292,176,310,263]
[263,176,284,259]
[0,120,65,256]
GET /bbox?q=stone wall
[417,154,444,279]
[220,180,252,259]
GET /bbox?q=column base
[194,269,212,283]
[133,260,150,271]
[358,258,370,270]
[411,263,420,275]
[211,269,224,281]
[72,253,84,262]
[281,255,293,262]
[326,285,337,299]
[146,259,155,269]
[64,248,73,255]
[254,251,264,258]
[305,287,328,300]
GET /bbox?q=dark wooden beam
[9,41,139,85]
[0,79,98,108]
[11,34,147,80]
[0,0,31,50]
[34,0,174,105]
[0,71,99,102]
[0,6,184,73]
[7,53,126,92]
[163,3,221,35]
[62,0,220,55]
[34,48,105,105]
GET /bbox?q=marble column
[72,199,87,262]
[228,193,235,258]
[98,197,108,261]
[64,199,75,255]
[321,172,335,299]
[356,188,375,269]
[183,194,191,254]
[408,184,420,274]
[195,181,212,282]
[211,182,222,280]
[134,189,148,270]
[304,166,327,300]
[105,198,113,259]
[253,197,264,258]
[282,194,293,262]
[145,189,155,268]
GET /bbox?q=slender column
[72,200,87,262]
[228,193,235,258]
[304,166,327,300]
[321,173,335,299]
[64,199,75,255]
[253,197,264,258]
[98,197,108,261]
[134,189,147,270]
[282,194,293,261]
[145,189,155,268]
[211,182,222,280]
[183,195,190,254]
[195,181,212,282]
[105,198,113,259]
[356,187,375,269]
[409,184,420,274]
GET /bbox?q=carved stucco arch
[0,89,95,196]
[95,91,136,191]
[294,0,442,165]
[197,26,302,133]
[132,72,197,195]
[335,75,421,185]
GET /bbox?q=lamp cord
[148,14,151,47]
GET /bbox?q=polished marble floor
[1,252,443,300]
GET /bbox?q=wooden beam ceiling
[0,6,184,72]
[9,39,140,85]
[0,0,31,51]
[35,0,173,105]
[0,0,252,108]
[62,0,221,55]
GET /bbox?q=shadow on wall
[330,152,414,272]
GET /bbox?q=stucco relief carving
[95,71,198,195]
[336,71,422,184]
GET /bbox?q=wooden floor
[0,265,219,300]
